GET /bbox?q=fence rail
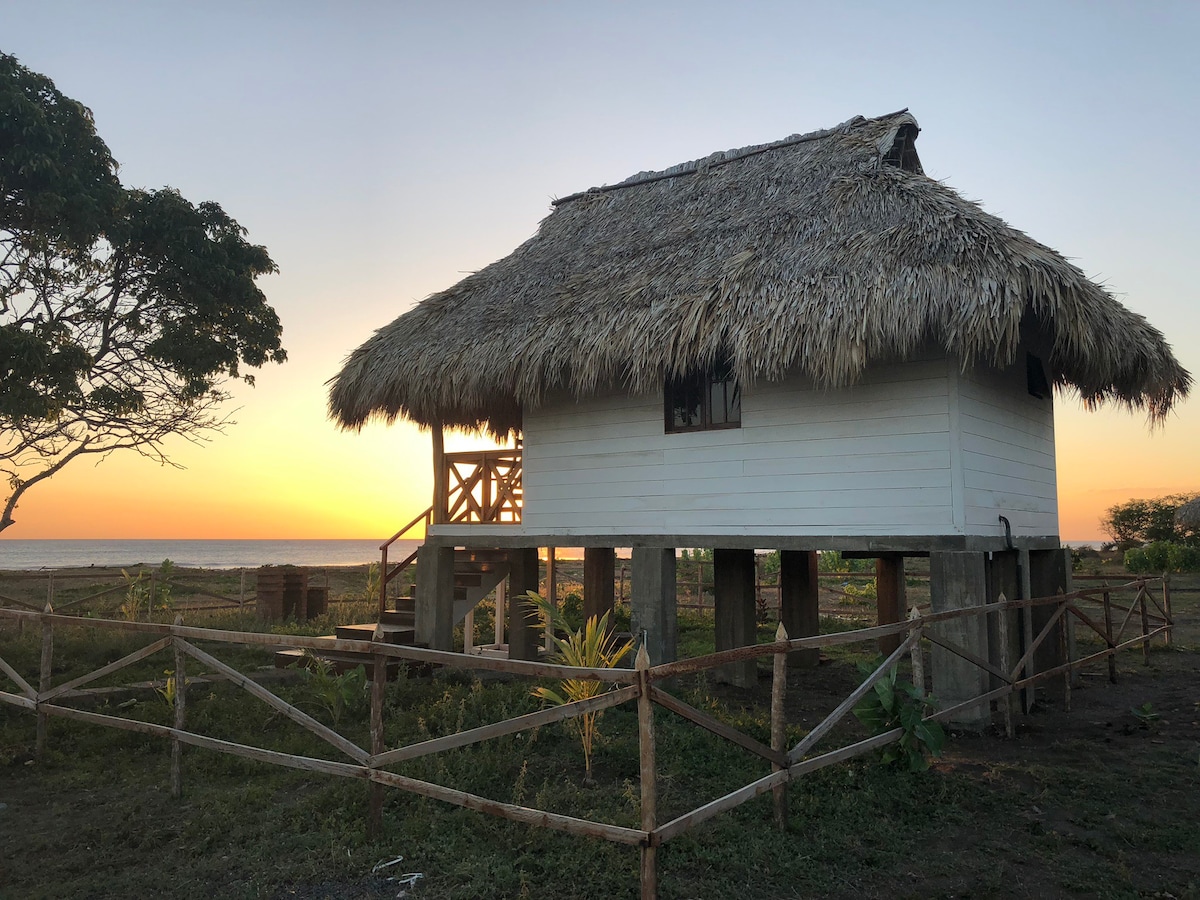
[0,576,1171,900]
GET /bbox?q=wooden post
[909,613,925,696]
[1102,587,1117,684]
[995,597,1012,738]
[1162,574,1173,646]
[494,578,506,647]
[754,555,763,621]
[779,551,819,669]
[636,644,657,900]
[239,569,247,611]
[149,572,156,621]
[618,563,627,605]
[368,625,387,838]
[464,608,475,654]
[1139,585,1151,666]
[875,555,905,656]
[431,421,447,525]
[770,622,788,830]
[697,562,705,608]
[36,601,54,756]
[1058,594,1071,712]
[583,548,616,627]
[545,548,557,652]
[171,615,187,799]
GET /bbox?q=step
[335,622,415,644]
[379,609,414,627]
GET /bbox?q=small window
[665,361,741,433]
[1026,353,1050,399]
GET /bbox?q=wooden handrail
[379,507,432,617]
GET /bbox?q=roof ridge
[551,108,912,208]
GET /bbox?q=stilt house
[329,110,1189,688]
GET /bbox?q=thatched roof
[330,109,1190,437]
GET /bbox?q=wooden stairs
[274,548,512,677]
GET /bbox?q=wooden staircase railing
[378,507,432,618]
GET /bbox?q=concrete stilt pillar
[929,551,991,729]
[714,548,757,688]
[876,555,906,656]
[583,547,616,625]
[779,550,820,668]
[1028,547,1073,681]
[631,548,676,666]
[507,547,541,661]
[415,544,455,651]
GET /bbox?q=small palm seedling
[853,660,945,771]
[301,654,367,726]
[1131,701,1161,730]
[525,591,633,785]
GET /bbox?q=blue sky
[2,0,1197,540]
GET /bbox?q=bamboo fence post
[368,625,387,838]
[1139,585,1151,666]
[770,622,788,830]
[1057,593,1071,713]
[1102,587,1117,684]
[171,615,187,799]
[1162,574,1173,646]
[996,595,1013,738]
[636,643,657,900]
[36,601,53,756]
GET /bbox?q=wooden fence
[0,576,1172,900]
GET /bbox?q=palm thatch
[330,109,1190,438]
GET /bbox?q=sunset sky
[1,1,1197,543]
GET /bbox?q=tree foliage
[1099,493,1199,550]
[1,53,285,532]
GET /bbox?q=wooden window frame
[664,362,742,434]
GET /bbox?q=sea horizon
[0,538,419,572]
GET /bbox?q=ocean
[0,539,422,571]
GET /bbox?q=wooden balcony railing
[441,448,522,524]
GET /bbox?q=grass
[1,565,1198,898]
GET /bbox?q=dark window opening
[882,123,922,173]
[666,361,741,433]
[1026,353,1050,399]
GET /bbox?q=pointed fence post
[171,615,187,798]
[636,643,657,900]
[35,601,53,757]
[368,624,388,838]
[770,622,788,830]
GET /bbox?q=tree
[1099,493,1200,550]
[1,53,285,532]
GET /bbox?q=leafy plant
[852,661,945,771]
[301,655,367,726]
[120,569,150,620]
[1130,702,1161,729]
[156,668,182,708]
[525,591,633,785]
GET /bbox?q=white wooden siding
[522,357,963,537]
[954,359,1059,538]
